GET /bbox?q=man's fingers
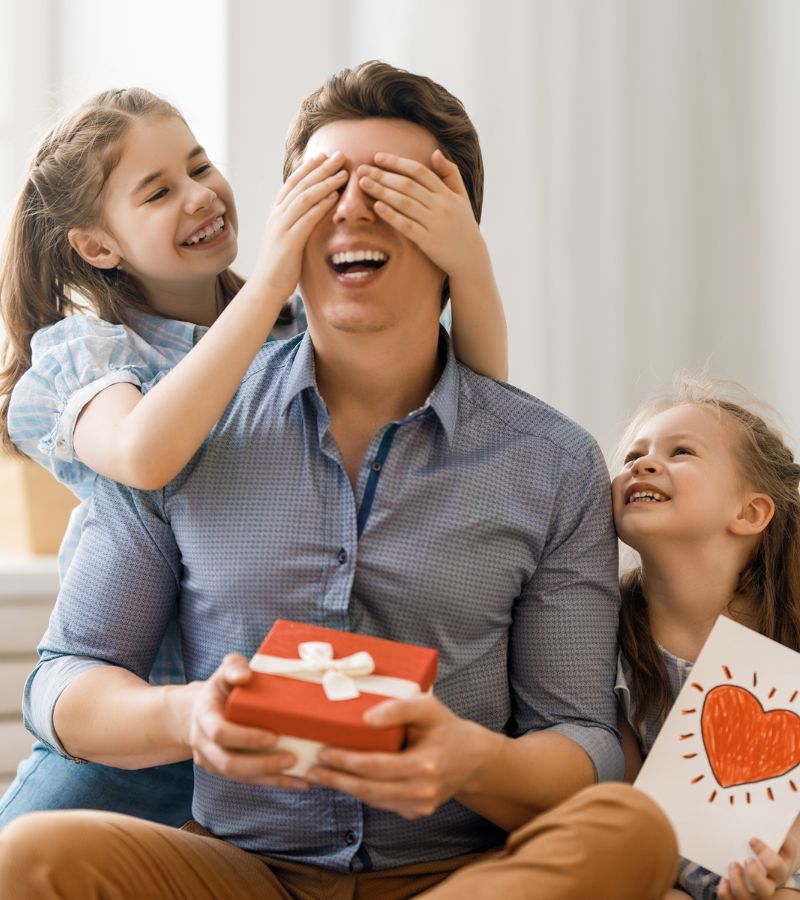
[306,766,436,818]
[362,695,442,729]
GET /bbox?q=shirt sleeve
[7,315,170,494]
[23,474,181,757]
[509,440,624,782]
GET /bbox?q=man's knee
[0,810,97,898]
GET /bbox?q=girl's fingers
[750,837,786,882]
[372,152,443,193]
[725,861,757,900]
[359,176,431,225]
[431,149,469,199]
[281,172,347,226]
[277,152,345,206]
[285,190,340,237]
[358,165,434,207]
[372,201,427,245]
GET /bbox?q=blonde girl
[613,381,800,900]
[0,86,507,828]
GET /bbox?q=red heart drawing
[701,685,800,788]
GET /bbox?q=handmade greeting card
[635,616,800,877]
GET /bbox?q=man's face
[299,118,444,335]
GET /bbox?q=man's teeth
[184,216,224,246]
[628,490,668,503]
[330,249,388,265]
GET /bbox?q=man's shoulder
[456,364,599,462]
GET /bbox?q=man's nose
[332,172,375,224]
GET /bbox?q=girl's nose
[632,455,661,475]
[185,182,216,214]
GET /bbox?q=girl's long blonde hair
[618,380,800,728]
[0,87,290,454]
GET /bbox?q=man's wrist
[456,721,507,800]
[163,681,203,754]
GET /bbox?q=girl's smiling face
[90,114,238,308]
[612,403,751,551]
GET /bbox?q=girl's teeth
[185,216,224,245]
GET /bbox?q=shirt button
[345,830,356,845]
[371,461,382,472]
[337,548,348,565]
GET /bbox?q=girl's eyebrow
[130,145,206,197]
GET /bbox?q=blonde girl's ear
[730,492,776,537]
[67,227,121,270]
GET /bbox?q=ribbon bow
[250,641,420,702]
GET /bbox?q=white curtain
[230,0,800,455]
[5,0,798,456]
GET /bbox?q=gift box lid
[225,620,439,752]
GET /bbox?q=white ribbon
[250,640,421,702]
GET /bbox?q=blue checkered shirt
[25,329,622,871]
[8,298,306,684]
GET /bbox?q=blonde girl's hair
[0,87,290,455]
[618,379,800,729]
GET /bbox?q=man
[0,62,676,898]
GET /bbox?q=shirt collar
[125,308,206,348]
[280,328,459,446]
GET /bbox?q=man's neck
[312,322,442,487]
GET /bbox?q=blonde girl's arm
[72,153,347,490]
[357,150,508,381]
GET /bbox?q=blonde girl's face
[611,404,750,551]
[97,115,238,300]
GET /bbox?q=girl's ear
[68,228,121,270]
[730,492,775,537]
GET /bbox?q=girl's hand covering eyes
[251,152,348,300]
[356,149,482,278]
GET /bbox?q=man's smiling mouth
[328,249,388,280]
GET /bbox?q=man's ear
[67,228,121,270]
[730,492,775,537]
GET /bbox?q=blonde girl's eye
[145,188,168,203]
[191,162,212,177]
[673,446,695,457]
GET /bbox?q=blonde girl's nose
[632,454,661,475]
[185,181,216,213]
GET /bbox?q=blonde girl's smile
[71,114,239,317]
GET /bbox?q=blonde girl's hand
[357,150,485,277]
[718,834,800,899]
[251,152,348,300]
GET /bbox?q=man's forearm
[53,665,198,768]
[456,727,596,831]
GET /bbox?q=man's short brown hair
[283,60,484,225]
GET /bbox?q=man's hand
[357,150,485,277]
[186,653,308,790]
[305,694,499,819]
[718,831,800,899]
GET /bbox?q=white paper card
[635,616,800,877]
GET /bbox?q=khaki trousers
[0,783,677,900]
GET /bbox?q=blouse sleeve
[7,315,172,496]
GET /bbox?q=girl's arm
[618,707,644,782]
[72,153,347,490]
[358,150,508,381]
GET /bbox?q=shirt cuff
[23,655,113,759]
[547,721,624,782]
[38,369,143,462]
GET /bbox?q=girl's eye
[145,188,168,203]
[673,446,695,456]
[623,451,641,465]
[192,163,212,177]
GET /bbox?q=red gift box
[225,620,439,759]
